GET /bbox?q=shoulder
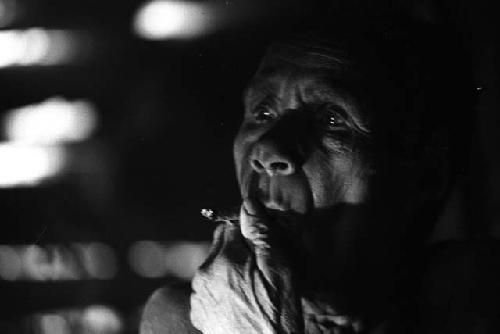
[140,283,201,334]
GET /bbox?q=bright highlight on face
[234,41,372,217]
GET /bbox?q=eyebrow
[242,76,282,106]
[243,73,370,131]
[312,83,370,133]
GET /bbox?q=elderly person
[141,18,500,333]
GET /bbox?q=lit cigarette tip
[200,208,215,220]
[200,207,240,224]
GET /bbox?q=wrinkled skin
[190,42,414,333]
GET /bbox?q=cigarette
[201,207,240,224]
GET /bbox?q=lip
[242,171,260,200]
[252,174,285,209]
[261,198,288,211]
[243,173,283,209]
[244,171,311,215]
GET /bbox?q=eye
[326,114,342,127]
[253,106,277,123]
[317,104,348,131]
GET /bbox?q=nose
[250,142,296,176]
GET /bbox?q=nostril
[270,161,290,172]
[251,159,265,172]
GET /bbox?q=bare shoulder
[140,283,201,334]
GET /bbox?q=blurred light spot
[39,314,69,334]
[133,1,216,40]
[78,242,118,279]
[0,0,17,27]
[22,244,81,281]
[4,97,98,144]
[33,306,123,334]
[0,246,22,280]
[0,243,118,281]
[0,28,82,68]
[128,241,166,278]
[46,246,80,280]
[0,144,65,188]
[82,305,122,334]
[164,242,210,280]
[23,244,50,280]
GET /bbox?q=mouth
[244,172,312,215]
[260,199,288,211]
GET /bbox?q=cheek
[233,132,244,178]
[233,127,257,188]
[304,148,370,208]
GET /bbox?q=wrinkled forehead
[244,40,363,103]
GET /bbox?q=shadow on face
[232,33,460,323]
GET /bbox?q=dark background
[0,0,498,333]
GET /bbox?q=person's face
[233,46,402,318]
[234,48,373,219]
